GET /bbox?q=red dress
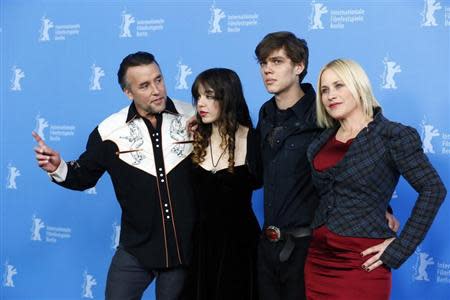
[305,136,391,300]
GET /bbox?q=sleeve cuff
[380,238,407,269]
[48,159,68,182]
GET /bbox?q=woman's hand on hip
[360,238,395,272]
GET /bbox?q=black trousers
[105,247,187,300]
[257,236,311,300]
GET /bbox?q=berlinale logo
[10,66,25,91]
[34,114,49,141]
[421,0,442,26]
[208,4,226,33]
[381,56,401,90]
[175,60,192,90]
[3,261,18,288]
[39,16,54,41]
[89,64,105,91]
[31,215,45,241]
[82,271,97,299]
[413,248,434,281]
[421,117,440,154]
[6,164,21,190]
[111,222,121,250]
[309,1,328,30]
[119,10,135,38]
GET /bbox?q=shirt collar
[125,97,178,123]
[264,83,316,121]
[290,83,316,120]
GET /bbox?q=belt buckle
[265,226,281,242]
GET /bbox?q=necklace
[209,141,227,174]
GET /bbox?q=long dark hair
[191,68,252,172]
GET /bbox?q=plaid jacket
[306,109,446,269]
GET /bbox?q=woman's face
[319,68,362,121]
[196,84,221,124]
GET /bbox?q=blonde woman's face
[319,69,362,122]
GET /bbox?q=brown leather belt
[263,225,312,262]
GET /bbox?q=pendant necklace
[209,141,227,174]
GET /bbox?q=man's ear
[295,62,305,76]
[124,87,133,100]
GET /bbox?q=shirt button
[327,205,332,209]
[165,209,169,213]
[164,204,168,207]
[166,216,170,219]
[156,144,160,148]
[156,139,159,142]
[160,173,163,177]
[276,140,280,144]
[161,179,165,182]
[159,168,162,171]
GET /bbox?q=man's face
[259,48,304,96]
[124,63,167,116]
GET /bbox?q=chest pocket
[281,137,310,176]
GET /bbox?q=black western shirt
[51,98,196,270]
[257,83,323,230]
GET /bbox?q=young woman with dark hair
[188,68,261,300]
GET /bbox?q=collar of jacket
[307,106,387,164]
[261,83,316,122]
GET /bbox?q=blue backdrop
[1,0,449,299]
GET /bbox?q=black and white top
[51,98,197,269]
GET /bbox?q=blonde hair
[316,59,381,128]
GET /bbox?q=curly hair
[191,68,253,172]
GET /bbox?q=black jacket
[257,83,323,229]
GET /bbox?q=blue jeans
[105,247,187,300]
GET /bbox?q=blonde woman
[304,59,446,299]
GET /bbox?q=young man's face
[124,62,167,116]
[259,48,304,96]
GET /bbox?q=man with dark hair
[33,51,196,300]
[255,31,321,300]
